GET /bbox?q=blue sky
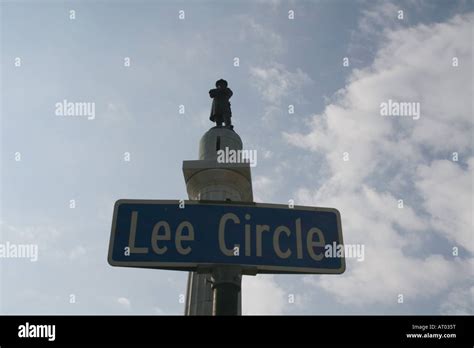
[1,0,472,314]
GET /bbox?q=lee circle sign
[108,200,345,274]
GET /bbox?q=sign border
[108,199,345,275]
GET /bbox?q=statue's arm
[210,88,233,99]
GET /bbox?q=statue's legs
[215,114,223,127]
[223,113,232,129]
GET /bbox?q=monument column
[182,126,253,315]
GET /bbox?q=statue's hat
[215,79,228,88]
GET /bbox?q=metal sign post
[211,266,242,316]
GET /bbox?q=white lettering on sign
[274,226,291,258]
[151,221,170,254]
[129,211,195,255]
[129,211,149,254]
[217,214,325,260]
[219,213,239,256]
[127,211,327,260]
[176,221,194,255]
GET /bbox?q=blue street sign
[108,200,345,274]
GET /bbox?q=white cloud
[250,63,313,105]
[285,13,472,185]
[153,306,165,315]
[262,150,273,159]
[68,245,87,260]
[254,0,283,9]
[348,1,404,61]
[117,297,131,309]
[253,175,277,202]
[357,2,402,35]
[299,184,467,306]
[242,275,286,315]
[102,102,133,123]
[415,159,474,253]
[440,286,474,315]
[285,14,473,310]
[1,221,60,245]
[239,17,285,55]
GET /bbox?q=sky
[0,0,472,315]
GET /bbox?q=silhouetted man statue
[209,79,233,129]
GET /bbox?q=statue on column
[209,79,233,130]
